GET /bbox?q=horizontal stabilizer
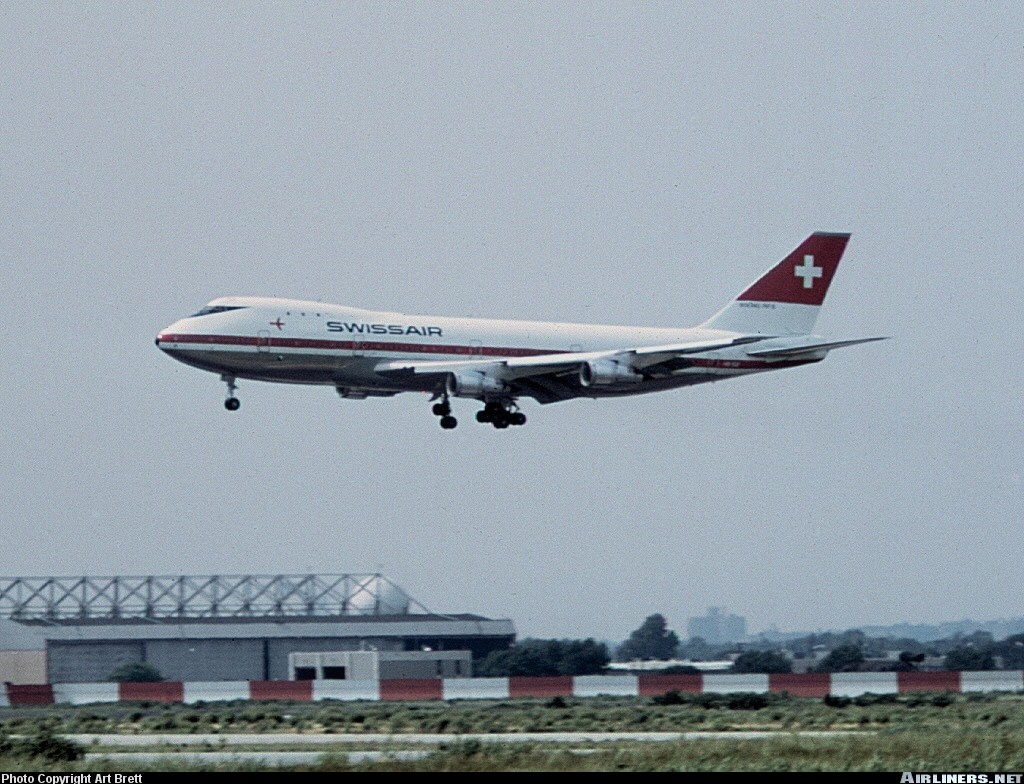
[746,336,889,359]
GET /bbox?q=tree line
[473,614,1024,677]
[104,614,1024,681]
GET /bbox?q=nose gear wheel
[222,375,240,411]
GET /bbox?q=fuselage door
[257,330,270,354]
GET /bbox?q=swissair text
[326,322,443,337]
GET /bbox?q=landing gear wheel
[432,401,451,417]
[478,400,525,429]
[221,375,240,411]
[440,415,458,429]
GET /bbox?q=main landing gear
[475,401,526,429]
[432,398,458,429]
[431,397,527,430]
[222,375,241,411]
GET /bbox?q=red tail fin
[701,232,852,335]
[735,232,850,306]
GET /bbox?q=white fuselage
[156,296,810,402]
[154,233,879,427]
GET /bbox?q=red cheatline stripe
[158,333,558,359]
[637,674,703,696]
[508,676,573,698]
[6,684,55,706]
[897,671,961,693]
[119,681,185,703]
[157,334,807,369]
[249,680,313,701]
[769,673,831,698]
[379,678,444,701]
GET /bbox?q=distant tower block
[687,607,747,645]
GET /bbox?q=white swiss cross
[794,255,823,289]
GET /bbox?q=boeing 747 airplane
[155,232,885,429]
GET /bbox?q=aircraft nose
[155,326,176,350]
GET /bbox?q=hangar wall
[43,620,513,683]
[0,651,46,685]
[0,619,46,685]
[48,642,143,684]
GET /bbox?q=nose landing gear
[222,375,240,411]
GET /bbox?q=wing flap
[373,351,609,381]
[631,335,765,368]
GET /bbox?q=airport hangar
[0,574,516,684]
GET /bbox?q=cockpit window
[189,305,247,318]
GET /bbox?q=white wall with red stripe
[2,671,1021,707]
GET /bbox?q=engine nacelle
[336,387,399,399]
[446,371,506,399]
[579,358,642,387]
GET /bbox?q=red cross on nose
[270,318,285,330]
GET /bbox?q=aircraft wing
[373,354,587,403]
[374,336,760,379]
[373,336,766,403]
[374,349,620,382]
[630,336,765,368]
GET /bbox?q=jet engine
[446,371,506,398]
[579,358,642,387]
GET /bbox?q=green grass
[2,691,1023,771]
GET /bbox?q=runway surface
[76,731,870,767]
[70,730,865,745]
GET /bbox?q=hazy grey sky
[1,2,1021,642]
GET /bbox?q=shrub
[732,650,792,674]
[109,662,164,682]
[852,692,899,707]
[944,646,995,671]
[0,729,84,762]
[814,645,865,673]
[651,690,687,706]
[727,692,770,710]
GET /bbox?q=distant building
[0,573,514,684]
[687,607,747,645]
